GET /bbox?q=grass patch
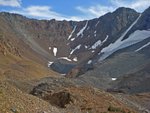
[0,90,3,95]
[108,105,126,113]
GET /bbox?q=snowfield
[99,30,150,61]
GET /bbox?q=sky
[0,0,150,21]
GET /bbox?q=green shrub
[108,105,127,112]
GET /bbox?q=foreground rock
[30,77,137,113]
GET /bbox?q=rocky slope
[30,77,137,113]
[110,63,150,94]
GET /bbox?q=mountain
[0,7,142,73]
[0,6,150,89]
[0,6,150,113]
[72,7,150,87]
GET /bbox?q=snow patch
[68,26,77,40]
[61,74,66,76]
[95,21,100,27]
[77,21,88,37]
[71,38,75,41]
[92,50,95,53]
[70,44,81,55]
[103,35,109,43]
[94,31,97,37]
[87,60,92,64]
[135,41,150,52]
[73,57,78,61]
[90,40,102,49]
[49,47,51,50]
[58,57,72,62]
[85,45,88,49]
[117,14,142,42]
[48,61,53,67]
[111,78,117,81]
[91,35,108,50]
[53,47,57,56]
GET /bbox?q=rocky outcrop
[30,77,136,113]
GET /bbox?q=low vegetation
[108,105,132,113]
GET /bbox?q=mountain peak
[142,6,150,14]
[114,7,138,14]
[144,6,150,12]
